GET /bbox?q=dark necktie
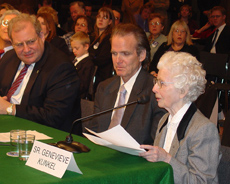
[211,29,219,48]
[0,49,4,59]
[109,84,127,129]
[7,64,30,101]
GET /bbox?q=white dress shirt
[10,62,35,105]
[210,23,226,53]
[163,102,192,153]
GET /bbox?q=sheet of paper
[83,125,145,156]
[0,130,53,142]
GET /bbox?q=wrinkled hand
[139,145,171,163]
[0,96,11,114]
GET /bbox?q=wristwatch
[6,104,14,115]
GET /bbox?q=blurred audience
[62,1,85,33]
[149,20,199,76]
[37,13,70,57]
[178,4,199,35]
[146,13,167,63]
[89,7,115,93]
[134,2,155,32]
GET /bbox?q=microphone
[52,95,150,153]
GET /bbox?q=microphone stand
[52,95,149,153]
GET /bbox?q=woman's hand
[139,145,172,163]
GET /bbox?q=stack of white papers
[83,125,145,156]
[0,130,53,142]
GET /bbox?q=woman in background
[146,13,167,63]
[37,13,70,57]
[89,7,115,93]
[149,20,199,76]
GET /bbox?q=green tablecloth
[0,115,174,184]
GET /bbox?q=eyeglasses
[2,19,9,27]
[96,15,108,20]
[13,37,38,50]
[75,23,86,27]
[150,21,161,26]
[174,29,186,34]
[153,78,174,88]
[211,15,222,19]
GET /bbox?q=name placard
[26,141,82,178]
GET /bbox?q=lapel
[121,68,147,129]
[21,42,49,104]
[158,103,197,156]
[154,114,169,147]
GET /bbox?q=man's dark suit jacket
[204,25,230,54]
[75,56,95,99]
[0,42,81,134]
[86,68,166,144]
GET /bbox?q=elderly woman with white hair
[140,51,221,184]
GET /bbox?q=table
[0,115,174,184]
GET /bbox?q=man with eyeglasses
[85,23,165,145]
[0,13,82,135]
[204,6,230,54]
[0,10,20,59]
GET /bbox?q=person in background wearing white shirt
[204,6,230,54]
[140,51,221,184]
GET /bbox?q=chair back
[218,145,230,184]
[200,51,229,80]
[80,99,94,132]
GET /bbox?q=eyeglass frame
[174,29,186,34]
[75,23,87,27]
[149,21,161,26]
[2,19,9,27]
[210,15,222,19]
[12,37,38,50]
[153,78,174,88]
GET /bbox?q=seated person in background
[203,6,230,54]
[0,13,81,134]
[0,10,20,59]
[62,1,85,33]
[146,13,167,63]
[37,13,71,57]
[62,15,93,53]
[149,20,199,76]
[0,3,15,17]
[140,51,221,184]
[86,23,165,145]
[112,8,123,26]
[193,11,216,39]
[178,4,199,35]
[70,31,95,99]
[37,6,67,36]
[134,2,155,32]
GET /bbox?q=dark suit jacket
[154,103,220,184]
[149,42,200,73]
[85,68,166,144]
[204,25,230,54]
[0,42,81,133]
[75,56,95,99]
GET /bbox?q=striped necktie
[109,84,127,129]
[7,64,30,101]
[0,49,4,59]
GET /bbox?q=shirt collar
[168,102,192,127]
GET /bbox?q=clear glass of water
[19,134,35,161]
[7,129,26,157]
